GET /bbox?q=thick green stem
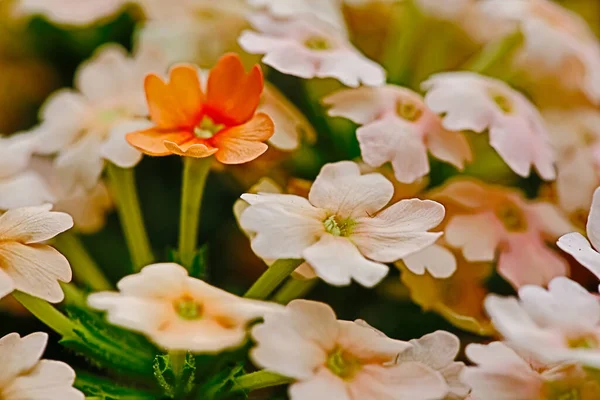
[272,278,318,304]
[463,31,523,74]
[53,233,112,291]
[233,371,293,392]
[169,350,187,382]
[12,291,76,337]
[244,259,304,300]
[382,0,426,86]
[178,157,212,270]
[107,164,154,271]
[60,283,88,307]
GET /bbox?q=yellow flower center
[396,100,423,122]
[568,335,599,350]
[173,296,203,320]
[495,202,527,232]
[489,91,513,114]
[323,215,356,237]
[326,347,362,380]
[304,36,332,51]
[194,115,225,139]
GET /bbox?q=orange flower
[126,53,274,164]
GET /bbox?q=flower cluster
[2,0,600,399]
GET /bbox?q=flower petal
[303,235,389,287]
[0,268,15,300]
[126,128,192,156]
[289,369,350,400]
[557,232,600,280]
[587,186,600,251]
[445,213,500,262]
[0,205,73,243]
[101,119,149,168]
[403,244,457,279]
[0,172,56,210]
[309,161,393,219]
[3,360,83,400]
[0,332,47,387]
[352,199,445,262]
[163,140,218,159]
[206,53,264,125]
[337,320,410,361]
[0,243,71,303]
[145,64,203,129]
[211,113,274,164]
[426,127,472,170]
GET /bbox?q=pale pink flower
[240,161,445,287]
[462,341,600,400]
[402,241,457,279]
[545,108,600,213]
[247,0,346,32]
[251,300,450,400]
[432,179,572,288]
[0,133,54,210]
[0,332,83,400]
[485,277,600,368]
[0,205,73,303]
[478,0,600,103]
[32,44,167,191]
[238,13,386,87]
[88,263,281,353]
[15,0,129,26]
[558,187,600,281]
[422,72,556,180]
[324,85,472,183]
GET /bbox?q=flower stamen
[173,295,203,320]
[194,115,225,139]
[326,347,362,380]
[323,215,356,237]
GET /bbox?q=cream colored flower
[0,332,83,400]
[88,263,282,353]
[251,300,450,400]
[0,205,73,303]
[240,161,445,288]
[247,0,347,33]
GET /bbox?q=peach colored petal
[212,113,274,164]
[126,128,192,156]
[163,140,218,158]
[206,53,264,125]
[145,64,203,129]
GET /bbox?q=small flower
[545,108,600,214]
[462,341,600,400]
[15,0,128,26]
[33,44,167,191]
[0,133,54,210]
[240,161,445,287]
[126,53,275,164]
[238,13,386,87]
[485,277,600,368]
[0,205,73,303]
[557,187,600,281]
[431,178,572,288]
[246,0,347,32]
[422,72,556,180]
[478,0,600,103]
[324,85,472,183]
[0,332,83,400]
[88,263,281,353]
[251,300,450,400]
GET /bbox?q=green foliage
[75,372,158,400]
[197,363,247,400]
[153,353,197,398]
[167,245,209,280]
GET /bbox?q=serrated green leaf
[153,352,197,398]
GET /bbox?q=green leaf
[75,372,157,400]
[197,363,247,400]
[153,352,197,398]
[167,245,209,280]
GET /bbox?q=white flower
[0,332,83,400]
[402,242,457,279]
[324,85,472,183]
[461,341,600,400]
[478,0,600,103]
[0,205,73,302]
[251,300,450,400]
[0,133,54,210]
[239,13,386,87]
[557,187,600,281]
[88,263,281,353]
[485,277,600,369]
[422,72,556,180]
[545,108,600,213]
[14,0,129,26]
[240,161,445,288]
[33,44,166,191]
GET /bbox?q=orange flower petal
[126,128,191,156]
[211,113,274,164]
[164,139,218,158]
[206,53,264,125]
[145,64,204,129]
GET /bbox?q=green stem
[107,164,154,272]
[382,0,426,86]
[178,157,212,270]
[233,371,293,392]
[169,350,187,383]
[12,291,76,337]
[463,31,523,74]
[53,233,112,291]
[272,278,318,304]
[244,259,303,300]
[60,283,88,307]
